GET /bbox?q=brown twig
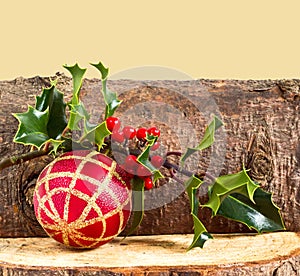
[169,168,185,185]
[163,160,193,177]
[166,151,182,157]
[163,160,216,183]
[0,148,51,171]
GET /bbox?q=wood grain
[0,233,299,275]
[0,75,299,237]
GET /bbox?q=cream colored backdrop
[1,1,300,80]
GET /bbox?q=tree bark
[0,233,300,275]
[0,75,299,237]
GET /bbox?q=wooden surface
[0,233,299,275]
[0,76,300,237]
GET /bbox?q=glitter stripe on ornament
[34,150,132,248]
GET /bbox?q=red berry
[147,127,160,137]
[150,141,160,151]
[144,177,153,190]
[111,131,125,143]
[151,155,164,168]
[124,155,139,172]
[106,117,121,132]
[123,126,136,139]
[136,127,147,140]
[136,165,152,178]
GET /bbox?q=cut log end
[1,232,300,275]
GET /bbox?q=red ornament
[33,150,132,249]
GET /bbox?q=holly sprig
[13,83,67,153]
[2,61,286,250]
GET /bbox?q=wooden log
[0,233,300,275]
[0,75,299,237]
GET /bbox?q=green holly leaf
[63,63,86,105]
[137,136,164,182]
[91,61,109,80]
[13,83,68,154]
[181,115,223,163]
[47,139,65,154]
[13,106,64,154]
[35,85,67,139]
[125,177,144,236]
[13,106,50,148]
[64,64,87,130]
[217,188,286,233]
[185,175,213,250]
[67,102,90,131]
[125,137,164,237]
[91,61,122,118]
[203,168,259,215]
[82,121,111,150]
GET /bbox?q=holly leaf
[185,175,212,250]
[137,136,164,182]
[35,85,67,139]
[81,121,111,150]
[91,61,109,80]
[217,188,286,233]
[125,137,164,237]
[181,115,223,163]
[125,177,145,236]
[64,64,87,130]
[13,82,69,154]
[13,106,64,154]
[47,139,65,154]
[63,63,86,105]
[91,62,122,118]
[203,168,259,215]
[67,102,90,131]
[13,106,50,148]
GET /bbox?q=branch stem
[166,151,182,157]
[163,161,193,177]
[0,148,51,171]
[166,151,182,156]
[163,160,216,183]
[169,168,185,185]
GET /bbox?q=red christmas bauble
[33,150,132,249]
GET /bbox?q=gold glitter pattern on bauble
[34,151,131,248]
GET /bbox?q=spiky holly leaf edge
[181,120,285,250]
[12,62,120,154]
[13,100,65,155]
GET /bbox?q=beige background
[1,1,300,80]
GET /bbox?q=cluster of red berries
[106,116,164,190]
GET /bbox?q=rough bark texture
[1,233,300,275]
[0,75,299,238]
